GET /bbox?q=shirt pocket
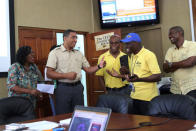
[74,57,83,69]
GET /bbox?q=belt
[58,81,81,86]
[106,85,127,91]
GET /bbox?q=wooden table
[0,113,195,131]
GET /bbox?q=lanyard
[130,55,138,76]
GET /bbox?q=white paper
[37,84,54,94]
[22,120,58,130]
[59,118,71,125]
[5,123,26,130]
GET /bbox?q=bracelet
[97,64,101,69]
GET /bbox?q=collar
[60,44,75,52]
[105,50,123,57]
[19,63,35,71]
[133,47,145,57]
[174,40,188,49]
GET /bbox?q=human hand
[120,66,130,75]
[106,68,120,78]
[99,56,106,68]
[163,60,172,71]
[126,74,139,82]
[66,72,77,80]
[30,89,41,97]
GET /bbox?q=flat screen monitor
[98,0,160,28]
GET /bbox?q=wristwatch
[97,64,101,69]
[168,62,172,68]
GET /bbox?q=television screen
[98,0,159,28]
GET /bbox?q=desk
[0,113,195,131]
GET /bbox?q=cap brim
[120,39,131,43]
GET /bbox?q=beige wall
[159,0,192,55]
[14,0,94,47]
[0,0,193,98]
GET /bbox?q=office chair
[96,94,133,114]
[0,96,35,125]
[147,94,196,121]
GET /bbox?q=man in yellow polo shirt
[96,35,130,95]
[163,26,196,99]
[120,33,161,115]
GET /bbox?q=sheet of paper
[37,84,54,94]
[59,118,71,125]
[22,120,58,130]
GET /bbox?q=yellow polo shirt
[96,51,127,88]
[165,40,196,94]
[129,47,161,101]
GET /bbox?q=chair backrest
[0,96,35,125]
[96,94,133,114]
[147,94,196,121]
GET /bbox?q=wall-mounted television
[98,0,160,28]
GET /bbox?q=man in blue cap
[108,33,161,115]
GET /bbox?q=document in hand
[37,84,55,94]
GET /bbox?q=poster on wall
[94,32,114,51]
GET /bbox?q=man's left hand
[126,74,139,82]
[99,56,106,68]
[106,68,120,78]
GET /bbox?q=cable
[148,118,173,126]
[107,118,173,130]
[107,125,141,130]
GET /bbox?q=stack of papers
[5,123,26,130]
[22,120,59,130]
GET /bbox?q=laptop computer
[68,105,112,131]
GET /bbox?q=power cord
[107,118,173,130]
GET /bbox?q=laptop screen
[68,106,111,131]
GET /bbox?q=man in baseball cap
[108,32,161,115]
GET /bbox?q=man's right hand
[65,72,77,80]
[120,66,130,75]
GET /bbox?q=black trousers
[187,90,196,99]
[55,82,84,115]
[106,85,131,96]
[132,99,150,115]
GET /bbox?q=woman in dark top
[7,46,43,107]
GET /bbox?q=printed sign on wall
[94,32,114,51]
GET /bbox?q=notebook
[68,105,111,131]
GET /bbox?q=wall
[0,0,193,98]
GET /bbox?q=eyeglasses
[110,41,120,44]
